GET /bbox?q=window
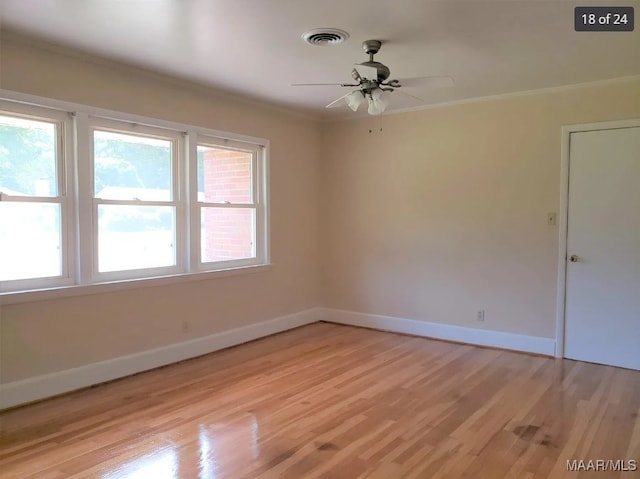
[0,103,73,291]
[0,94,268,296]
[196,139,261,268]
[90,121,182,278]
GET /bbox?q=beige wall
[320,78,640,338]
[1,32,639,386]
[0,36,321,382]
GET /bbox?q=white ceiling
[1,0,639,119]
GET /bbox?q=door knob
[569,255,579,262]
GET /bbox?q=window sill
[0,264,271,305]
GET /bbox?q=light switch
[547,212,557,226]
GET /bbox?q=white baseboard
[0,307,555,409]
[0,307,323,410]
[322,308,555,357]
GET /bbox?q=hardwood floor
[1,322,638,478]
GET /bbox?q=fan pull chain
[367,114,384,134]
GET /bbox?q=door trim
[555,118,640,358]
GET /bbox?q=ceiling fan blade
[291,83,358,87]
[397,75,454,88]
[325,91,355,109]
[354,63,379,81]
[392,89,425,103]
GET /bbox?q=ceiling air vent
[302,29,349,46]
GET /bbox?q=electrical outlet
[477,310,485,322]
[547,212,557,226]
[181,320,190,333]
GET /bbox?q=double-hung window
[0,102,74,291]
[195,137,265,270]
[88,119,183,280]
[0,93,269,297]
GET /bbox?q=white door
[564,126,640,370]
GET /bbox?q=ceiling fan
[292,40,454,115]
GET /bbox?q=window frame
[0,90,270,301]
[86,117,185,282]
[0,100,76,292]
[193,135,267,272]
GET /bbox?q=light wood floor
[1,322,638,478]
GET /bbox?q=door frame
[555,118,640,358]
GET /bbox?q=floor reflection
[198,413,260,477]
[199,425,217,479]
[102,446,178,479]
[97,414,260,479]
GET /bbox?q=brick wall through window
[201,148,254,262]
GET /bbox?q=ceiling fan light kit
[345,91,364,111]
[294,38,453,116]
[368,88,389,115]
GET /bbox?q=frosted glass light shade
[345,91,364,111]
[367,89,389,115]
[373,89,389,109]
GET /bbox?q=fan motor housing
[361,61,391,82]
[361,40,390,82]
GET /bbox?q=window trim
[0,89,270,303]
